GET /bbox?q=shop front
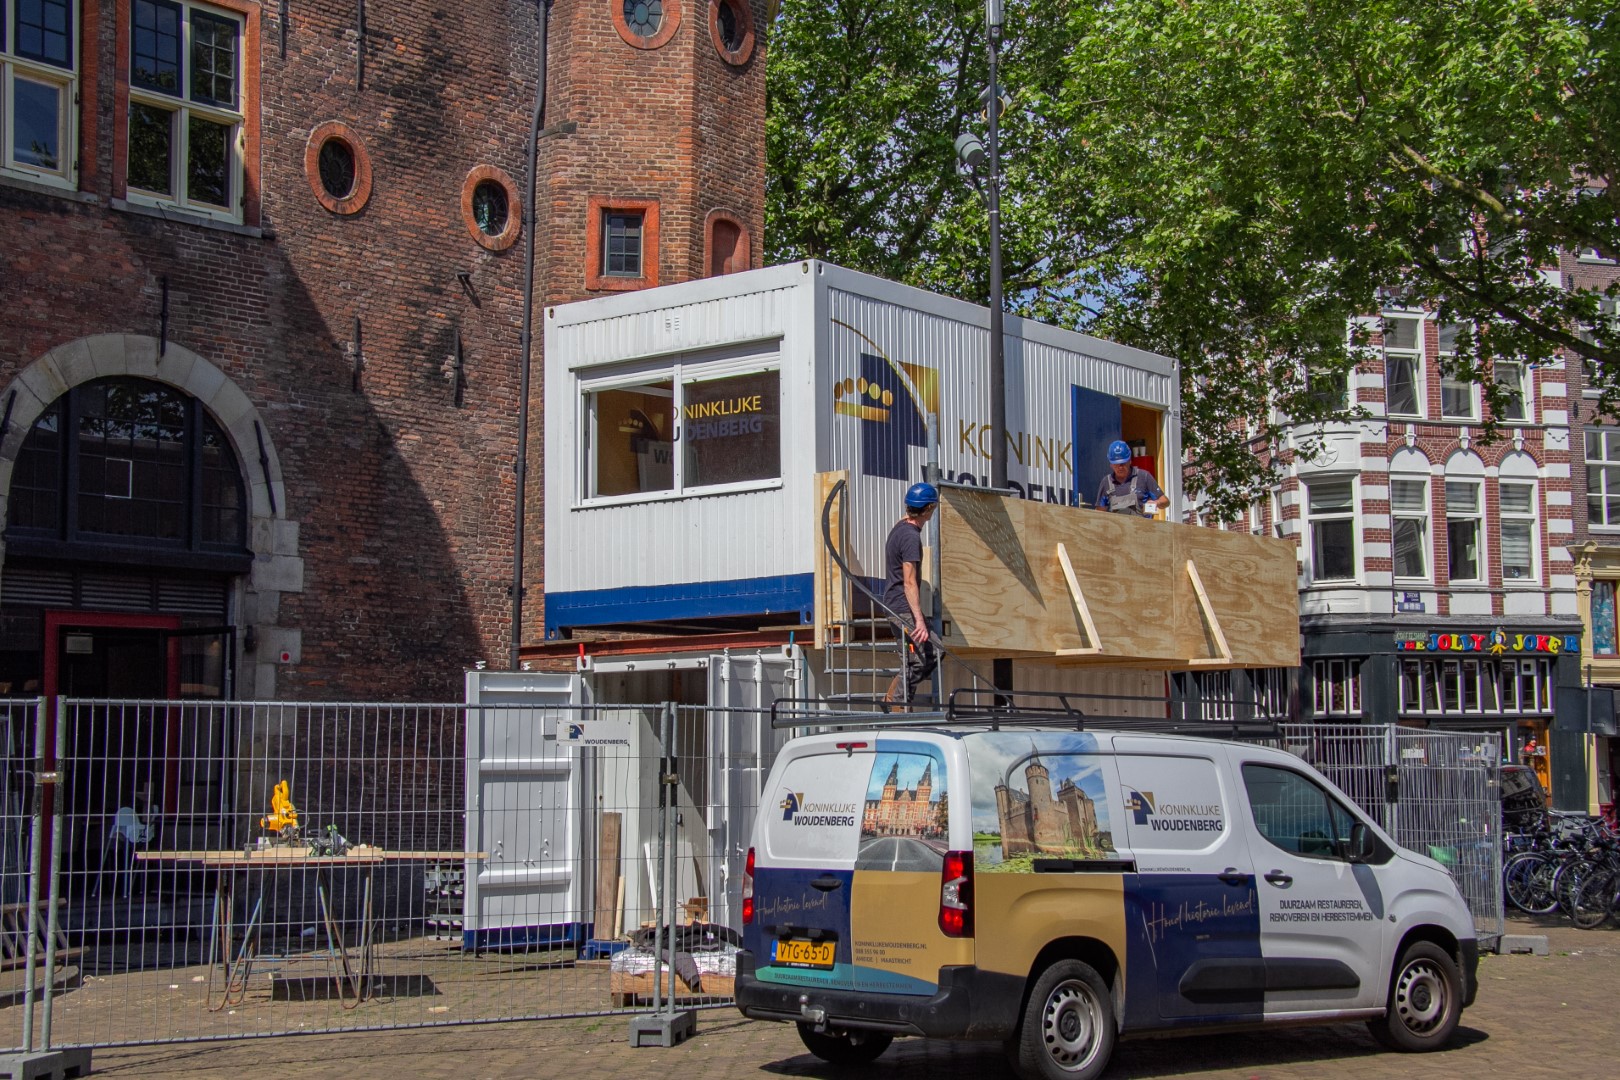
[1301,616,1586,809]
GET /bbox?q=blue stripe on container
[544,573,816,634]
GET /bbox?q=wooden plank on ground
[594,811,622,937]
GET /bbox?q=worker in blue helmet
[883,482,940,708]
[1096,440,1168,516]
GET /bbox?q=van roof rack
[770,687,1286,740]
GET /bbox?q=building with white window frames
[1240,307,1581,803]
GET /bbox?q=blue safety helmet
[905,482,939,508]
[1107,439,1133,465]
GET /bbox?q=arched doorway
[3,376,251,881]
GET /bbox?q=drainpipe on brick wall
[511,0,552,671]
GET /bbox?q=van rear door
[743,736,962,997]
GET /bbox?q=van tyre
[795,1023,893,1065]
[1012,960,1116,1080]
[1369,942,1462,1052]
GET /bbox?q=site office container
[542,260,1179,638]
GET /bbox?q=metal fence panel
[9,698,746,1051]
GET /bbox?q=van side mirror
[1346,822,1376,863]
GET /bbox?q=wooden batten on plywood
[812,470,850,650]
[936,488,1298,669]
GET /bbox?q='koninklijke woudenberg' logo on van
[1127,790,1222,833]
[780,791,858,827]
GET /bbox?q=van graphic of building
[994,752,1108,857]
[862,760,946,839]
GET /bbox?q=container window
[586,380,675,498]
[681,370,780,488]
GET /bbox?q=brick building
[1215,310,1583,783]
[0,0,766,812]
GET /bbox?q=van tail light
[742,847,755,925]
[939,850,974,938]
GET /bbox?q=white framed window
[1444,479,1484,583]
[125,0,243,219]
[1586,427,1620,528]
[1495,360,1530,422]
[1,0,78,187]
[1391,477,1429,580]
[1399,658,1554,717]
[1499,480,1537,583]
[1269,488,1284,538]
[1311,658,1362,717]
[580,357,781,503]
[1438,323,1478,420]
[1304,478,1356,582]
[1382,315,1423,417]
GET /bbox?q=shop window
[1304,478,1355,582]
[1391,478,1429,580]
[6,377,248,557]
[1383,315,1423,417]
[1399,658,1553,717]
[1,0,78,187]
[1438,323,1478,420]
[1444,480,1483,583]
[1594,580,1618,657]
[123,0,252,221]
[1499,481,1537,583]
[586,196,659,291]
[1311,658,1361,717]
[582,359,780,501]
[1586,427,1620,527]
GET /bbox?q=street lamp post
[986,0,1006,492]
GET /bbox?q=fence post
[628,701,697,1047]
[40,696,67,1048]
[19,699,44,1052]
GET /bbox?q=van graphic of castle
[978,746,1114,871]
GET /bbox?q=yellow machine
[260,780,300,843]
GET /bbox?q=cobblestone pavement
[85,919,1618,1080]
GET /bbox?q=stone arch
[0,334,301,698]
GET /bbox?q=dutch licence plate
[773,938,835,969]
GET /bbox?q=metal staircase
[814,479,991,716]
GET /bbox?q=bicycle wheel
[1556,859,1594,915]
[1518,859,1562,915]
[1503,854,1548,913]
[1569,869,1617,930]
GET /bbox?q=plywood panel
[935,487,1298,669]
[813,471,850,648]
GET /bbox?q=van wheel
[1368,942,1462,1052]
[795,1023,893,1065]
[1012,960,1116,1080]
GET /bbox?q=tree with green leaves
[766,0,1618,519]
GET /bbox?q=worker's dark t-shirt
[883,519,923,618]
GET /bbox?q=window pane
[1445,482,1479,514]
[1309,480,1353,513]
[1499,362,1528,421]
[1314,518,1355,580]
[128,102,175,194]
[1587,428,1604,459]
[1595,581,1618,656]
[1441,378,1476,418]
[11,77,62,170]
[1393,517,1427,578]
[190,11,239,107]
[588,382,673,497]
[603,212,643,276]
[1391,479,1427,514]
[1447,518,1480,581]
[17,0,73,67]
[681,370,780,487]
[1441,661,1460,712]
[132,0,183,95]
[1384,317,1419,352]
[1241,764,1342,860]
[1500,482,1533,515]
[1386,356,1419,415]
[1437,322,1463,355]
[186,115,232,208]
[1501,521,1533,580]
[1400,660,1419,712]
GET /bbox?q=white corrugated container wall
[543,261,1178,631]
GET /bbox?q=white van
[735,727,1479,1079]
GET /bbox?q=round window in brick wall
[461,165,522,252]
[305,122,373,215]
[709,0,754,65]
[613,0,681,49]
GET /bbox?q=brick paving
[78,918,1620,1080]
